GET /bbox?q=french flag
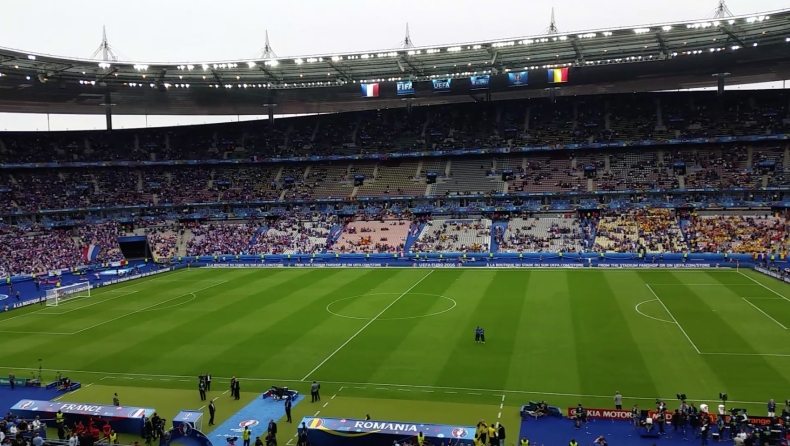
[83,244,99,262]
[360,83,379,98]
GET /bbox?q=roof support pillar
[105,92,113,131]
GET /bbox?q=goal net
[45,282,91,307]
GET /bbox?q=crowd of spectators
[0,91,788,164]
[146,225,179,259]
[594,209,686,253]
[685,214,787,254]
[186,223,259,256]
[77,221,125,263]
[249,215,337,254]
[0,225,82,275]
[497,217,584,253]
[412,219,491,253]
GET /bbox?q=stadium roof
[0,9,789,116]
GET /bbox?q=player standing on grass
[475,327,481,343]
[479,327,485,344]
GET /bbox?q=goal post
[45,282,91,307]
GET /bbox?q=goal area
[45,282,91,306]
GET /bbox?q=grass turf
[2,267,790,437]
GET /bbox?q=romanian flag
[547,68,568,83]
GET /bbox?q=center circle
[326,293,457,321]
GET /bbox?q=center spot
[326,293,457,321]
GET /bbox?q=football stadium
[2,2,790,446]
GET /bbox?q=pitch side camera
[676,394,687,401]
[719,393,728,402]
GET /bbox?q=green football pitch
[2,267,790,438]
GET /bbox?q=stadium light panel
[447,47,462,52]
[732,45,740,50]
[27,55,35,60]
[247,61,256,68]
[25,76,30,80]
[134,64,148,71]
[294,58,304,64]
[187,65,194,70]
[602,32,613,37]
[728,20,735,24]
[202,64,210,70]
[98,62,111,69]
[662,26,672,31]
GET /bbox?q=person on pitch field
[199,379,207,401]
[311,381,321,402]
[208,401,216,426]
[487,423,497,446]
[285,397,292,423]
[242,427,251,446]
[614,391,622,410]
[479,327,485,344]
[113,393,120,406]
[475,326,481,343]
[267,419,278,444]
[520,437,529,446]
[205,372,212,391]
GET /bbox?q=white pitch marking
[3,365,781,405]
[313,411,321,416]
[300,270,434,380]
[742,298,787,329]
[702,352,790,357]
[222,390,230,395]
[634,300,675,324]
[421,390,434,393]
[0,269,188,325]
[331,394,337,400]
[70,281,229,334]
[85,383,94,388]
[468,393,481,395]
[198,405,206,411]
[43,291,140,315]
[738,271,790,303]
[497,412,501,419]
[323,403,329,408]
[646,284,701,354]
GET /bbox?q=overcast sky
[0,0,787,131]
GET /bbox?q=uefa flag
[547,68,569,83]
[360,83,379,98]
[83,244,99,262]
